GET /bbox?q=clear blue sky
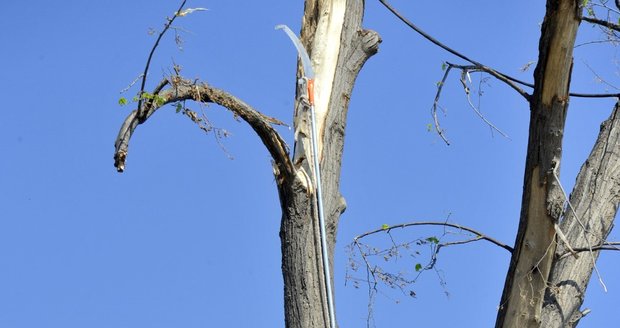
[1,1,618,327]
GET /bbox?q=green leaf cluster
[426,236,439,244]
[118,92,167,107]
[140,92,167,106]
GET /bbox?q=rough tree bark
[278,1,379,327]
[113,1,618,327]
[113,1,380,327]
[540,102,620,327]
[496,0,581,327]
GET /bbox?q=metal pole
[277,25,337,328]
[309,92,337,328]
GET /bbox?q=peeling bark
[495,1,581,327]
[113,1,379,327]
[279,1,380,327]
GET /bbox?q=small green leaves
[582,0,589,6]
[426,123,433,132]
[136,92,166,106]
[119,92,167,108]
[441,62,447,71]
[175,102,183,113]
[381,224,390,231]
[154,94,166,106]
[415,263,423,272]
[426,236,440,244]
[141,92,154,100]
[436,81,443,87]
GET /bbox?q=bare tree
[113,0,619,327]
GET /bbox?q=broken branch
[114,77,294,183]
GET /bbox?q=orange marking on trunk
[307,79,315,106]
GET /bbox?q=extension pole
[307,80,337,328]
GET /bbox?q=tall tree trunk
[540,102,620,327]
[277,1,380,327]
[495,1,581,327]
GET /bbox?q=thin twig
[575,39,616,48]
[431,66,452,145]
[582,60,620,91]
[120,73,145,94]
[353,240,378,328]
[559,241,620,258]
[354,221,513,253]
[349,219,510,324]
[438,236,483,247]
[457,66,511,139]
[379,0,620,99]
[136,0,188,122]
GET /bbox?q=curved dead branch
[354,221,513,253]
[114,77,294,183]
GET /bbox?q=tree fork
[278,0,380,327]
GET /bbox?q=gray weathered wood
[278,1,380,327]
[495,1,581,327]
[540,103,620,327]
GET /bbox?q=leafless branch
[431,62,511,144]
[559,242,620,259]
[348,220,511,326]
[582,60,620,91]
[379,0,620,99]
[354,221,513,253]
[583,16,620,32]
[378,0,530,100]
[575,39,617,48]
[120,73,145,94]
[136,0,188,123]
[431,66,452,145]
[456,65,511,140]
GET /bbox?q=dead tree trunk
[277,1,380,327]
[539,102,620,327]
[495,1,581,327]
